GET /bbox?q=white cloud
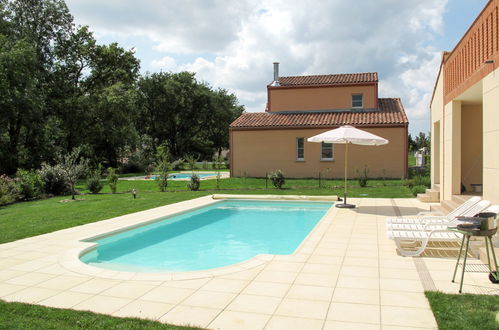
[66,0,449,134]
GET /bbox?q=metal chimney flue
[272,62,280,86]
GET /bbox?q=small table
[451,226,498,293]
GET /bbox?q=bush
[86,171,103,194]
[15,169,44,200]
[107,167,119,194]
[38,163,71,196]
[413,174,431,188]
[171,158,185,171]
[188,174,200,191]
[411,185,427,196]
[0,175,21,205]
[269,170,285,189]
[356,166,369,188]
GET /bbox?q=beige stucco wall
[460,105,483,192]
[268,85,377,111]
[443,101,462,200]
[231,127,406,179]
[430,70,444,189]
[482,67,499,205]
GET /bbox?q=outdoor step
[431,199,459,214]
[430,203,449,214]
[478,246,499,266]
[425,188,440,201]
[451,194,473,205]
[417,193,432,203]
[433,183,440,190]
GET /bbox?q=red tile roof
[230,98,408,129]
[271,72,378,87]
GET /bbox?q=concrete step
[478,246,499,267]
[452,194,473,205]
[425,188,440,201]
[417,193,432,203]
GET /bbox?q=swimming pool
[150,173,216,180]
[80,200,332,272]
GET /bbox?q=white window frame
[320,142,334,161]
[352,93,363,108]
[296,137,305,161]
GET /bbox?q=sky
[65,0,489,135]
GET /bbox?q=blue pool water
[80,200,332,272]
[148,173,216,180]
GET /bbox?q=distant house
[229,63,408,178]
[430,0,498,204]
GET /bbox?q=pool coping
[59,195,337,281]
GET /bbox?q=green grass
[0,300,202,330]
[425,291,499,330]
[0,177,412,244]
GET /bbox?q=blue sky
[66,0,489,136]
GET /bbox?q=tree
[155,145,170,192]
[59,147,88,200]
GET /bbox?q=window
[296,137,304,161]
[321,142,333,160]
[352,94,363,108]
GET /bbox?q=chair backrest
[483,205,499,214]
[445,196,482,220]
[460,200,491,217]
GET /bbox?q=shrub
[356,166,369,188]
[107,167,119,194]
[411,185,427,196]
[171,158,185,171]
[188,174,200,191]
[0,175,21,206]
[270,170,285,189]
[38,163,71,196]
[86,171,103,194]
[184,154,198,172]
[155,145,170,192]
[413,174,431,188]
[15,169,44,200]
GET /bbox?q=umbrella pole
[336,141,355,208]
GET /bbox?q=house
[429,0,499,204]
[229,63,409,179]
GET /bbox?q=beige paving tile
[380,291,431,308]
[340,265,379,278]
[275,298,329,319]
[39,291,93,309]
[324,320,381,330]
[70,278,121,295]
[254,270,297,284]
[3,287,61,303]
[0,283,27,297]
[379,278,424,293]
[201,278,248,293]
[286,284,334,301]
[161,278,210,289]
[9,260,52,272]
[140,286,195,304]
[266,315,324,330]
[101,281,157,299]
[327,302,380,325]
[301,263,340,274]
[294,272,338,287]
[0,269,26,281]
[242,281,290,297]
[182,290,236,309]
[5,272,56,286]
[332,287,379,305]
[37,275,90,290]
[381,306,437,328]
[73,295,133,314]
[160,305,220,328]
[220,268,262,280]
[209,310,270,330]
[113,300,174,320]
[36,264,72,275]
[226,294,281,314]
[379,267,419,280]
[343,257,380,268]
[307,255,344,265]
[337,275,380,290]
[265,261,303,272]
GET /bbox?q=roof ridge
[280,72,378,79]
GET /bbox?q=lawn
[0,300,202,330]
[0,176,412,244]
[425,291,499,330]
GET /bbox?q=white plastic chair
[386,196,481,225]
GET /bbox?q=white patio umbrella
[307,125,389,208]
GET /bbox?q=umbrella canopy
[307,125,389,146]
[307,125,389,208]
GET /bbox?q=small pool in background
[80,200,333,272]
[149,173,216,180]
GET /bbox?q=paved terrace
[0,197,497,330]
